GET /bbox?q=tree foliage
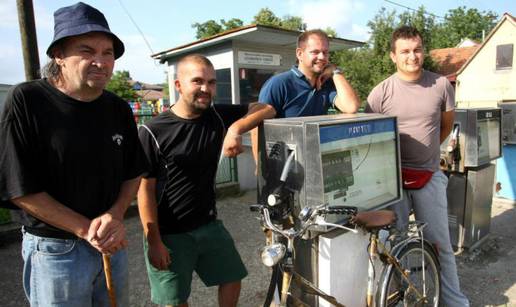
[431,7,497,48]
[106,70,137,101]
[192,7,307,40]
[192,18,244,39]
[253,8,306,31]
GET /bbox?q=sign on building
[237,51,281,66]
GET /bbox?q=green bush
[0,208,11,224]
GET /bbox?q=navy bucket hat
[46,2,125,59]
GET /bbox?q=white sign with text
[237,51,281,66]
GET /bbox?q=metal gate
[216,156,238,184]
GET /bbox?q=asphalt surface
[0,191,515,307]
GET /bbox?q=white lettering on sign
[486,112,492,118]
[237,51,281,66]
[348,124,371,136]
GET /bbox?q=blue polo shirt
[258,66,337,118]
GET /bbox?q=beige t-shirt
[366,70,455,171]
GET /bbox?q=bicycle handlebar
[255,204,359,240]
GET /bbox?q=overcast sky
[1,0,514,85]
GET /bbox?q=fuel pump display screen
[321,150,354,193]
[319,118,399,211]
[477,111,501,161]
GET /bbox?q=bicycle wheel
[376,241,440,307]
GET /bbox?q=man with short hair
[257,29,360,118]
[137,54,274,307]
[251,29,360,159]
[366,25,469,307]
[0,3,147,306]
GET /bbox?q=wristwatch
[333,67,343,76]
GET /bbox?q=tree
[192,20,223,39]
[431,7,498,48]
[192,8,307,40]
[253,8,282,28]
[280,15,306,31]
[324,27,338,38]
[192,18,245,39]
[106,70,137,101]
[221,18,244,30]
[253,8,306,31]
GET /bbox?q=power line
[116,0,155,55]
[383,0,444,19]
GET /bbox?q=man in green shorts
[137,54,274,307]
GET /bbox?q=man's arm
[250,127,259,165]
[332,73,360,114]
[440,110,455,144]
[317,64,360,114]
[11,192,91,239]
[223,103,276,157]
[137,177,170,270]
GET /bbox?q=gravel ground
[0,191,515,307]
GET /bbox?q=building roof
[455,38,480,48]
[152,24,365,62]
[136,89,163,101]
[430,46,479,81]
[456,12,516,76]
[129,80,163,91]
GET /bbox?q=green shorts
[143,220,248,306]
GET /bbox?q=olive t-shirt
[365,70,455,171]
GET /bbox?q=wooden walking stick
[103,254,117,307]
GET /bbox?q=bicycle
[250,201,441,307]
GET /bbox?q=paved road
[0,191,515,306]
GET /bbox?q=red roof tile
[430,46,479,80]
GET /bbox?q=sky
[1,0,515,85]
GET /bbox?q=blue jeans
[21,229,129,307]
[393,171,469,307]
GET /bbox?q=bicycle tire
[376,240,441,307]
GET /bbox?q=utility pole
[17,0,40,81]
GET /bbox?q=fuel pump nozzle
[447,124,460,153]
[267,150,296,207]
[441,124,461,170]
[266,150,296,222]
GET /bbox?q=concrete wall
[456,20,516,108]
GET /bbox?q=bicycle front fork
[367,232,379,307]
[280,269,292,306]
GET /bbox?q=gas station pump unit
[257,113,402,306]
[441,108,502,250]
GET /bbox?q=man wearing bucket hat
[0,2,147,306]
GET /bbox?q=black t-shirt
[0,79,148,237]
[139,104,248,234]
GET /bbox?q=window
[496,44,513,70]
[214,69,232,105]
[239,68,275,104]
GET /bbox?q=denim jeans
[393,171,470,307]
[21,229,129,307]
